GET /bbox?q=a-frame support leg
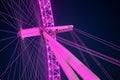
[43,32,100,80]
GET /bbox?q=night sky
[52,0,120,80]
[0,0,120,80]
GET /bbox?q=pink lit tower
[18,0,100,80]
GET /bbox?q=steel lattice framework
[38,0,60,80]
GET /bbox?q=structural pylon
[18,0,100,80]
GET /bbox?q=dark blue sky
[51,1,120,48]
[52,0,120,43]
[0,0,120,80]
[51,0,120,80]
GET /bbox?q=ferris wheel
[0,0,120,80]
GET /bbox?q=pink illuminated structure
[1,0,120,80]
[17,0,100,80]
[37,0,60,79]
